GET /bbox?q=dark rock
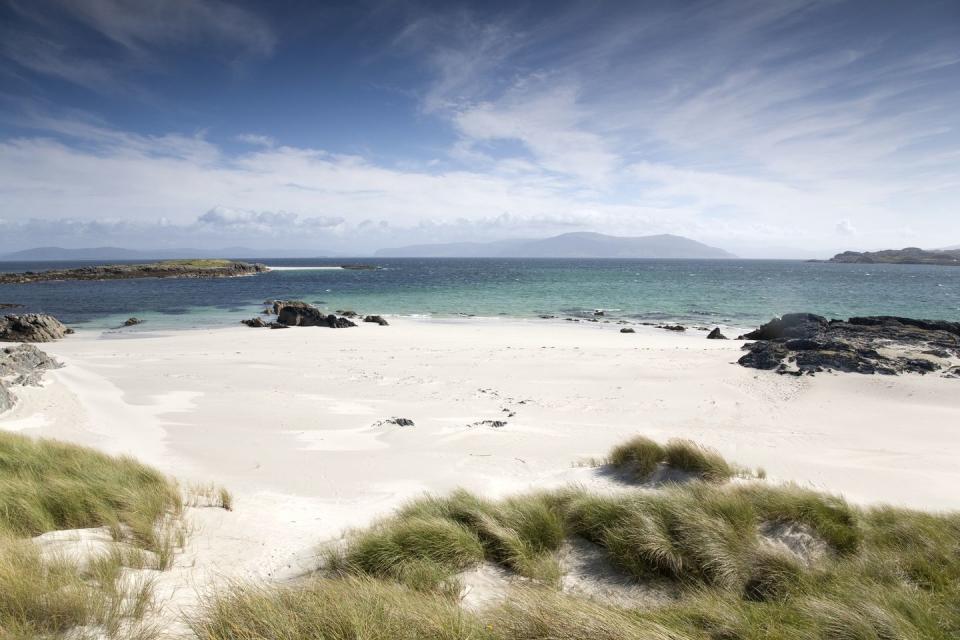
[469,420,507,428]
[620,327,636,333]
[706,328,728,340]
[242,317,268,328]
[363,315,389,326]
[268,322,289,329]
[0,303,23,310]
[659,324,686,332]
[738,313,828,340]
[738,313,960,377]
[340,264,380,270]
[0,314,70,342]
[336,310,359,318]
[376,417,414,427]
[274,301,357,328]
[123,317,143,327]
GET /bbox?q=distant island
[0,259,268,284]
[375,232,736,259]
[826,247,960,266]
[0,246,339,261]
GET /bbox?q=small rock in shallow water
[123,317,143,326]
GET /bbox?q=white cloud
[836,219,856,236]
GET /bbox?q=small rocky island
[824,247,960,266]
[738,313,960,377]
[0,259,268,284]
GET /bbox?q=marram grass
[0,430,184,639]
[198,434,960,640]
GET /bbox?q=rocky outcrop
[273,301,357,328]
[707,328,728,340]
[825,247,960,266]
[0,260,268,285]
[0,314,71,342]
[0,344,63,413]
[737,314,960,377]
[363,315,389,326]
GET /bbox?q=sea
[1,258,958,331]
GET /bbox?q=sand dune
[2,317,959,633]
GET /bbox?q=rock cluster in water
[245,300,369,329]
[0,314,72,342]
[737,313,960,377]
[0,344,63,413]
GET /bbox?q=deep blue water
[1,258,958,330]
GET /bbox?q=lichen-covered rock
[0,344,62,413]
[0,314,70,342]
[0,381,14,413]
[0,344,62,377]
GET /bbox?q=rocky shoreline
[738,313,960,377]
[0,259,268,284]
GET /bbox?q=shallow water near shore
[1,258,958,330]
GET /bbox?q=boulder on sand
[707,327,728,340]
[620,327,635,333]
[363,315,389,326]
[274,301,357,328]
[0,314,70,342]
[242,317,268,328]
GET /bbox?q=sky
[0,0,958,257]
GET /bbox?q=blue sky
[0,0,958,256]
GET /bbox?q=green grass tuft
[0,431,185,638]
[607,436,665,480]
[662,439,736,482]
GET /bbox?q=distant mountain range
[0,246,339,261]
[375,232,736,259]
[827,247,960,266]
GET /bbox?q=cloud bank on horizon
[0,0,958,257]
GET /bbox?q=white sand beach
[3,318,959,632]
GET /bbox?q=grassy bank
[0,430,183,639]
[194,436,960,640]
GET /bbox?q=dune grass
[606,436,736,482]
[0,430,184,638]
[197,434,960,640]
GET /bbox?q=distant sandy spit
[2,317,958,631]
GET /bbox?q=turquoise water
[1,258,958,330]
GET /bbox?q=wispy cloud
[1,0,274,91]
[0,1,958,254]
